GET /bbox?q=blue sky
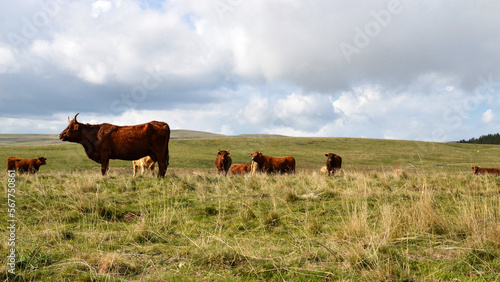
[1,0,500,141]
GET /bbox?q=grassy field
[1,136,500,280]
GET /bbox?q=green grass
[1,137,500,280]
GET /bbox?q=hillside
[1,136,498,173]
[0,130,287,146]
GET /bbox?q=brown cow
[325,153,342,176]
[215,149,232,176]
[472,166,500,176]
[59,113,170,177]
[6,157,47,174]
[133,156,155,177]
[230,163,253,175]
[251,151,295,174]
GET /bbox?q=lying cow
[230,163,251,175]
[6,157,47,174]
[133,156,155,177]
[215,149,232,176]
[325,153,342,176]
[230,161,259,175]
[472,166,500,176]
[251,151,295,174]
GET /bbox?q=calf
[325,153,342,176]
[472,166,500,176]
[251,151,295,174]
[6,157,47,174]
[215,149,232,176]
[133,156,155,177]
[320,165,328,175]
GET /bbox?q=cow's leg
[101,157,109,176]
[133,163,138,177]
[140,165,145,176]
[156,154,166,178]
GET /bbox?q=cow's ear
[218,151,221,155]
[325,154,328,157]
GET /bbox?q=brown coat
[59,113,170,177]
[325,153,342,176]
[7,157,47,173]
[215,150,232,176]
[251,152,295,174]
[472,166,500,175]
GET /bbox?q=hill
[1,136,497,173]
[0,130,287,146]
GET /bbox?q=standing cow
[7,157,47,174]
[133,156,156,177]
[251,151,295,174]
[215,149,232,176]
[325,153,342,176]
[59,113,170,177]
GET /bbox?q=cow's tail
[164,133,170,167]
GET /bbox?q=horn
[67,116,71,123]
[74,113,79,123]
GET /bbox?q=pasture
[1,135,500,280]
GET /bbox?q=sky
[1,0,500,141]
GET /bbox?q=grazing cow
[133,156,155,177]
[472,166,500,176]
[320,165,328,175]
[251,151,295,174]
[325,153,342,176]
[215,149,232,176]
[59,113,170,177]
[7,157,47,174]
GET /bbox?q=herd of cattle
[4,114,500,177]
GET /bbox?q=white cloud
[1,1,500,140]
[0,44,17,73]
[91,0,112,18]
[482,109,495,123]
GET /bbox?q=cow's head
[59,113,83,142]
[218,149,230,161]
[325,153,335,163]
[37,157,47,165]
[472,166,481,175]
[251,151,263,162]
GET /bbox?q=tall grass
[1,168,499,281]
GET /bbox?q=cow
[325,153,342,176]
[215,149,232,176]
[6,157,47,174]
[472,166,500,176]
[59,113,170,177]
[230,162,259,175]
[250,151,295,174]
[133,156,155,177]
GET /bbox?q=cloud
[1,0,500,140]
[482,109,495,123]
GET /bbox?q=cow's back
[105,121,170,160]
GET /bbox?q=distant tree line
[458,133,500,145]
